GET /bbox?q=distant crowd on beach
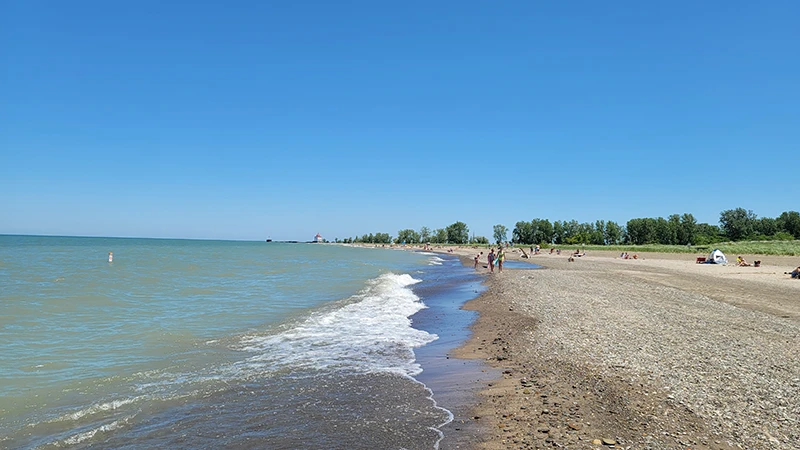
[383,241,800,281]
[465,242,598,271]
[469,244,587,272]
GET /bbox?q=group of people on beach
[466,247,800,280]
[473,248,505,272]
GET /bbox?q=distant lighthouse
[314,233,323,243]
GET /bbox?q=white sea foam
[60,415,134,445]
[402,375,455,450]
[236,273,437,377]
[58,398,138,422]
[425,255,446,265]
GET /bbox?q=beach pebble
[458,249,800,449]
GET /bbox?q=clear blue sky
[2,1,798,241]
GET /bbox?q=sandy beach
[434,247,800,449]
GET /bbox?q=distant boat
[265,239,272,242]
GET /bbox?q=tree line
[337,222,488,245]
[332,209,800,246]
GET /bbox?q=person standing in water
[108,252,113,263]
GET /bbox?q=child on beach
[487,249,496,273]
[474,254,479,269]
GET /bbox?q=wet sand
[438,248,800,449]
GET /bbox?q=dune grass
[449,240,800,256]
[562,241,800,256]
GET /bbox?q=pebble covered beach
[443,249,800,449]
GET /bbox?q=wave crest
[236,272,435,376]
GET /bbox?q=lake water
[0,236,487,449]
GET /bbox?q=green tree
[652,217,666,244]
[666,215,681,245]
[604,221,623,245]
[493,224,508,245]
[512,221,532,244]
[419,226,431,243]
[576,222,594,244]
[626,218,657,245]
[470,236,489,244]
[373,232,392,244]
[552,221,565,245]
[446,221,470,244]
[719,208,757,241]
[755,217,778,238]
[432,228,448,244]
[396,229,420,244]
[532,218,554,244]
[678,213,697,245]
[591,220,606,245]
[776,211,800,238]
[694,223,723,245]
[562,220,580,243]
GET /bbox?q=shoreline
[433,247,800,449]
[409,252,501,449]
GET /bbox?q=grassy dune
[563,240,800,256]
[451,240,800,256]
[438,240,800,256]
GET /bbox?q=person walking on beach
[497,247,505,272]
[474,253,480,269]
[488,248,496,273]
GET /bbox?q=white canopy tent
[707,249,728,264]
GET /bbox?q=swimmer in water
[108,252,113,263]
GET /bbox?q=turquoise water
[1,236,469,448]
